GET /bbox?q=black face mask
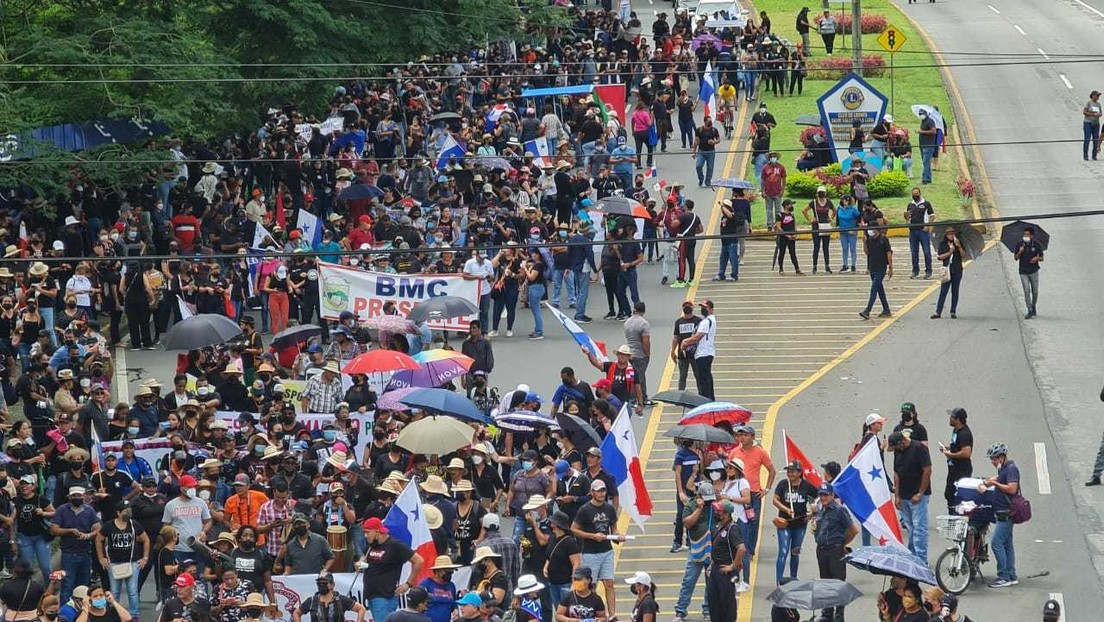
[70,497,83,507]
[441,571,454,582]
[69,461,83,471]
[316,583,331,595]
[294,525,308,537]
[373,431,386,440]
[239,540,255,551]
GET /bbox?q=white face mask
[198,490,211,501]
[709,471,722,481]
[80,379,91,388]
[181,487,195,498]
[198,386,209,396]
[471,455,484,465]
[1022,237,1030,244]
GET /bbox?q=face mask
[373,430,386,440]
[70,497,84,507]
[198,386,210,396]
[759,107,766,113]
[144,491,157,498]
[294,525,308,537]
[317,583,332,595]
[709,471,722,481]
[1022,236,1030,243]
[110,233,119,242]
[69,461,83,470]
[572,579,588,592]
[239,540,254,551]
[91,598,107,609]
[521,460,534,471]
[350,258,359,266]
[254,446,266,456]
[770,157,778,163]
[66,301,76,309]
[198,490,211,501]
[276,268,288,279]
[323,430,336,442]
[128,231,138,240]
[127,426,140,436]
[181,487,195,498]
[471,455,484,465]
[80,379,91,388]
[558,230,567,238]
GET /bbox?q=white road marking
[1039,47,1050,59]
[1073,0,1104,19]
[1048,592,1065,622]
[1061,74,1074,89]
[1035,442,1053,494]
[1014,24,1027,35]
[115,347,130,402]
[988,4,1001,13]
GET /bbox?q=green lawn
[744,0,964,230]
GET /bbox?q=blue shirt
[118,456,153,482]
[49,345,86,371]
[316,240,343,264]
[131,403,161,437]
[610,145,637,174]
[837,205,861,230]
[417,577,458,622]
[52,502,101,554]
[672,446,701,492]
[991,460,1021,512]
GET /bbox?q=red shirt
[171,214,201,250]
[761,163,787,197]
[347,227,374,249]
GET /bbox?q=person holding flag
[358,514,427,622]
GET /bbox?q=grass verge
[745,0,963,231]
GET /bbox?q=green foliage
[823,163,842,176]
[867,170,909,198]
[786,171,823,197]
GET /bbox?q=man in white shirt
[65,265,94,317]
[463,250,497,332]
[681,299,716,400]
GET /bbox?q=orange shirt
[224,490,270,544]
[728,444,774,493]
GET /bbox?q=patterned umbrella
[362,315,420,334]
[387,355,473,390]
[377,387,420,411]
[843,546,938,585]
[493,410,560,432]
[678,401,753,427]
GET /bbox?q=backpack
[1010,490,1032,524]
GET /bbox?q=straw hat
[0,267,12,279]
[63,447,90,462]
[419,474,449,496]
[261,445,285,461]
[555,160,572,170]
[336,168,354,180]
[199,458,222,470]
[424,504,443,530]
[452,479,474,493]
[28,262,48,277]
[202,162,218,174]
[522,494,552,511]
[471,546,501,564]
[378,478,404,495]
[429,554,460,570]
[135,386,153,397]
[241,594,266,610]
[326,450,350,470]
[210,532,237,545]
[222,360,243,376]
[2,245,18,258]
[446,458,466,471]
[323,361,341,374]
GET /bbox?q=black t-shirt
[14,494,50,537]
[905,200,934,227]
[93,469,134,518]
[560,591,605,620]
[555,472,591,520]
[362,537,415,599]
[89,609,123,622]
[695,126,720,152]
[710,519,745,565]
[1017,241,1043,275]
[478,568,508,599]
[632,594,659,622]
[101,519,145,563]
[672,315,702,360]
[455,502,486,563]
[0,578,44,612]
[947,424,974,475]
[299,595,357,622]
[619,240,642,264]
[572,501,618,554]
[521,516,552,574]
[866,235,892,273]
[160,597,209,622]
[937,239,964,272]
[229,548,271,589]
[893,442,933,498]
[599,362,636,404]
[892,421,929,444]
[676,212,701,239]
[919,117,937,146]
[773,479,818,523]
[545,534,581,585]
[580,119,604,143]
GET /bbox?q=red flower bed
[806,55,887,79]
[814,13,888,34]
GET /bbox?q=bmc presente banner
[270,567,473,622]
[816,72,888,165]
[317,263,482,330]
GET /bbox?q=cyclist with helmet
[977,443,1019,588]
[717,79,738,139]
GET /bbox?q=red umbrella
[342,350,420,375]
[678,401,753,427]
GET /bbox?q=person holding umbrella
[1013,226,1044,319]
[931,227,964,319]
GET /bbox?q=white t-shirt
[463,257,496,286]
[65,274,93,307]
[694,315,716,358]
[721,477,751,523]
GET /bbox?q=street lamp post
[852,0,863,76]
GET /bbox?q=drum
[327,525,349,571]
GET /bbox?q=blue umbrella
[399,388,489,424]
[843,546,938,585]
[337,183,384,202]
[713,178,756,190]
[493,410,559,432]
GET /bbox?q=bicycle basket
[935,515,968,540]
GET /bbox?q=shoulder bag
[110,521,136,580]
[773,482,793,529]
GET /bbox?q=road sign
[877,25,908,54]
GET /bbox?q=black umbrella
[430,111,462,123]
[662,424,735,444]
[407,295,479,324]
[271,324,323,350]
[652,390,710,409]
[162,314,242,351]
[932,222,985,259]
[766,579,863,610]
[555,413,602,451]
[337,183,384,202]
[1000,220,1050,252]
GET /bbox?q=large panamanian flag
[546,303,608,362]
[699,61,717,119]
[833,437,905,548]
[383,479,438,583]
[601,406,652,531]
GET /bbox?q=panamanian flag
[384,479,439,583]
[833,437,905,548]
[601,406,652,531]
[546,303,607,362]
[699,61,717,119]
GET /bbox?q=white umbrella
[394,416,474,455]
[910,104,945,131]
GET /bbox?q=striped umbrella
[678,401,753,427]
[493,410,561,433]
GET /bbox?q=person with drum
[318,482,356,572]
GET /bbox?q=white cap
[625,571,653,586]
[865,413,887,426]
[68,486,86,496]
[482,513,501,529]
[52,240,65,250]
[64,216,79,226]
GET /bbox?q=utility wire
[4,208,1097,265]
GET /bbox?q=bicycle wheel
[935,547,973,594]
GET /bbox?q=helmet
[986,443,1008,458]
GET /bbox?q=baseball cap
[625,571,652,586]
[817,483,834,495]
[572,566,593,580]
[864,413,886,426]
[362,517,389,533]
[406,586,429,608]
[174,573,196,588]
[481,513,501,529]
[887,432,906,448]
[784,460,803,472]
[590,479,607,491]
[456,593,483,607]
[233,473,250,486]
[586,447,602,458]
[1043,599,1060,620]
[695,481,716,501]
[179,475,198,487]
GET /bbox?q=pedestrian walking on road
[673,201,703,287]
[571,479,624,620]
[773,200,802,275]
[940,408,974,512]
[772,461,817,585]
[1014,227,1044,319]
[761,153,786,227]
[905,189,935,279]
[836,196,861,272]
[932,228,964,319]
[858,226,893,320]
[623,302,652,404]
[715,199,742,282]
[692,116,721,188]
[681,300,716,400]
[1084,90,1102,160]
[812,483,855,622]
[671,301,702,392]
[795,7,812,53]
[918,109,938,184]
[978,443,1020,588]
[705,501,746,622]
[889,431,932,564]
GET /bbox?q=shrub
[814,13,888,34]
[799,125,827,145]
[806,55,887,79]
[823,162,843,176]
[786,171,822,197]
[867,171,910,198]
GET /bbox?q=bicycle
[933,510,991,594]
[719,101,736,139]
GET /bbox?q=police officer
[705,500,746,622]
[813,484,856,622]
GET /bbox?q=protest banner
[317,263,482,330]
[97,438,209,471]
[214,411,374,459]
[269,567,472,622]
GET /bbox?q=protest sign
[317,263,482,330]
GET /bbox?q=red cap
[179,475,198,488]
[174,573,196,588]
[358,215,372,224]
[594,378,612,391]
[290,230,301,240]
[362,517,389,533]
